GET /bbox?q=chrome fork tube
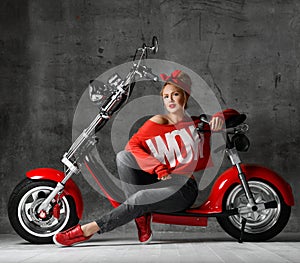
[226,148,256,207]
[235,163,256,207]
[37,183,64,213]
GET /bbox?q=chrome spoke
[255,194,263,203]
[60,206,66,214]
[18,185,70,238]
[24,203,34,221]
[31,192,39,202]
[227,181,280,234]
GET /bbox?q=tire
[217,180,291,242]
[8,178,79,244]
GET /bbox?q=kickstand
[238,217,247,243]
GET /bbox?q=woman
[53,70,235,247]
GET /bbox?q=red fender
[188,164,294,214]
[26,168,84,219]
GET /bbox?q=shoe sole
[53,235,67,247]
[53,234,92,247]
[140,233,153,245]
[140,214,153,245]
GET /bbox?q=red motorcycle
[8,37,294,244]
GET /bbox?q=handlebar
[142,67,159,82]
[197,119,249,154]
[134,64,159,82]
[197,125,249,134]
[197,114,249,134]
[133,36,159,60]
[129,36,159,83]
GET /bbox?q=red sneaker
[135,213,152,244]
[53,224,92,247]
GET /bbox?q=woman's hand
[158,175,172,180]
[209,117,224,131]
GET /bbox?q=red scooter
[8,37,294,244]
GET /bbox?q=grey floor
[1,231,299,263]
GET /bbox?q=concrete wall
[1,0,299,234]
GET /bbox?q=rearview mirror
[151,36,159,54]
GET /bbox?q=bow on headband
[160,70,191,94]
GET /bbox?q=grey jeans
[95,150,198,234]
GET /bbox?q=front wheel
[217,180,291,241]
[8,178,79,244]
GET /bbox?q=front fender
[26,168,83,219]
[195,164,294,214]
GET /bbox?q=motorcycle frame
[26,39,295,227]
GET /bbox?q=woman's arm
[210,109,240,131]
[125,119,170,179]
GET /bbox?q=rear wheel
[8,179,79,244]
[217,180,291,241]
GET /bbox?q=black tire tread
[8,178,79,244]
[217,180,291,242]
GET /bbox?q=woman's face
[162,84,186,113]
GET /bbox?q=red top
[126,109,239,179]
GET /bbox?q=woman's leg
[54,150,197,246]
[81,222,100,236]
[79,150,145,237]
[54,177,197,246]
[94,177,198,234]
[116,150,160,243]
[116,150,158,198]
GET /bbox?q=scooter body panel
[152,213,208,226]
[187,164,294,215]
[152,164,294,226]
[26,168,84,219]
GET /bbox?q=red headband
[160,70,191,94]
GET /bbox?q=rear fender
[194,164,294,214]
[26,168,83,219]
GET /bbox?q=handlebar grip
[143,70,158,82]
[136,64,159,82]
[199,114,210,124]
[200,114,214,123]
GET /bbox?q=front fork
[37,154,80,216]
[37,86,125,216]
[35,63,137,218]
[226,148,257,207]
[226,148,280,242]
[226,148,256,243]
